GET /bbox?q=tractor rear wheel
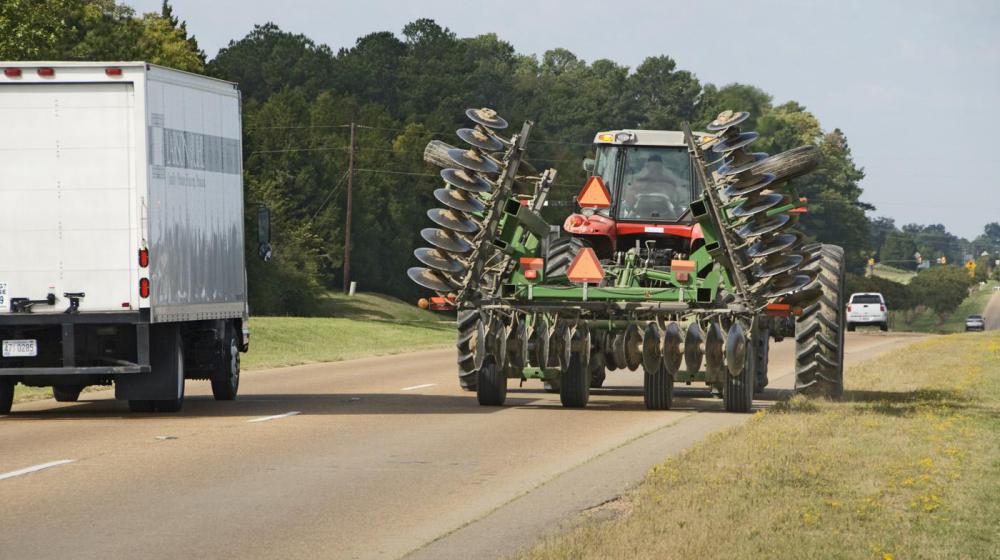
[476,361,506,406]
[794,244,846,398]
[545,236,589,278]
[559,352,590,408]
[754,145,821,183]
[456,310,479,391]
[643,363,673,410]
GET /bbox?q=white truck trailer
[0,61,259,413]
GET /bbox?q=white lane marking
[401,383,437,391]
[0,459,76,482]
[247,411,300,423]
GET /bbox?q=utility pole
[343,122,355,293]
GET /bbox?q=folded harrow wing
[408,108,846,411]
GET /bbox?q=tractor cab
[564,129,706,260]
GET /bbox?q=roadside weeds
[518,333,1000,560]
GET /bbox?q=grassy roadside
[12,292,453,404]
[873,263,916,285]
[891,283,996,334]
[520,333,1000,560]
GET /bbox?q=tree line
[1,1,990,314]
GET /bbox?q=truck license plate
[3,339,37,358]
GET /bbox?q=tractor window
[619,147,691,222]
[592,146,619,217]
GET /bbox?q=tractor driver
[622,153,688,220]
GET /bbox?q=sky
[125,0,1000,240]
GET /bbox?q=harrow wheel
[723,319,759,413]
[559,351,590,408]
[643,363,674,410]
[476,360,507,406]
[794,244,846,399]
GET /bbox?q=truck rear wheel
[559,353,590,408]
[211,326,241,401]
[643,363,673,410]
[476,361,506,406]
[53,386,83,402]
[152,332,185,412]
[795,244,846,399]
[0,379,14,413]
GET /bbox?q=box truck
[0,61,261,413]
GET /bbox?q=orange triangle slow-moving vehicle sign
[577,176,612,208]
[566,247,605,284]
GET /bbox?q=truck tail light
[105,67,122,77]
[4,68,21,78]
[880,304,885,312]
[847,305,852,312]
[37,67,55,77]
[139,278,150,298]
[139,248,149,268]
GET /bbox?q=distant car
[847,292,888,332]
[965,314,986,332]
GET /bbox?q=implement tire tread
[794,244,845,398]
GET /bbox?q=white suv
[847,292,888,331]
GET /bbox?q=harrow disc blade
[574,323,592,373]
[465,107,509,130]
[704,323,726,377]
[642,322,663,374]
[746,231,803,259]
[718,152,768,178]
[530,318,552,368]
[712,131,759,154]
[624,323,643,372]
[755,252,805,278]
[722,172,776,198]
[434,187,486,214]
[780,286,824,308]
[489,314,507,367]
[420,228,473,254]
[427,208,479,234]
[456,127,504,152]
[507,317,529,371]
[762,273,813,298]
[662,322,683,374]
[736,213,791,239]
[441,168,493,194]
[725,322,747,377]
[448,148,500,175]
[551,322,573,371]
[707,110,750,132]
[414,247,467,275]
[730,192,785,219]
[407,267,457,293]
[683,323,705,376]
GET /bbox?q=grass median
[520,333,1000,560]
[12,292,454,404]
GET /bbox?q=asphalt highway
[0,331,922,560]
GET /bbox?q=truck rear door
[0,82,136,314]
